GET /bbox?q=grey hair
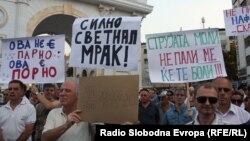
[65,77,79,94]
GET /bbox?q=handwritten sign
[69,16,141,71]
[224,5,250,36]
[77,75,139,124]
[0,35,65,83]
[146,29,227,83]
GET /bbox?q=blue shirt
[162,104,195,125]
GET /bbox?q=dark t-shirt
[138,102,160,125]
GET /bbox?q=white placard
[146,28,227,83]
[0,35,65,83]
[69,16,141,71]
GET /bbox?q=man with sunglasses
[187,83,227,125]
[213,77,250,124]
[231,91,244,107]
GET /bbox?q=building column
[15,0,30,37]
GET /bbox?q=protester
[138,88,160,125]
[162,88,196,125]
[231,91,244,107]
[42,79,93,141]
[33,83,59,141]
[213,77,250,124]
[157,91,174,123]
[30,84,61,110]
[0,80,36,141]
[187,83,228,125]
[244,96,250,113]
[148,88,159,104]
[0,89,9,107]
[166,90,175,104]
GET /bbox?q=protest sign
[69,16,141,71]
[224,5,250,36]
[0,35,65,83]
[146,29,227,83]
[77,75,139,124]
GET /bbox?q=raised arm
[30,85,61,109]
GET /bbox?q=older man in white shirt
[0,80,36,141]
[213,77,250,124]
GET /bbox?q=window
[144,58,148,64]
[246,55,250,66]
[82,70,87,77]
[144,49,147,54]
[244,35,250,48]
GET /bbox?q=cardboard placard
[78,75,139,124]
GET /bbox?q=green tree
[222,42,238,80]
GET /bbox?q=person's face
[195,86,218,116]
[167,93,174,102]
[174,89,186,105]
[139,90,151,103]
[246,98,250,111]
[8,83,24,101]
[44,87,55,100]
[231,95,243,107]
[59,80,77,107]
[148,89,155,98]
[214,78,232,105]
[3,89,9,102]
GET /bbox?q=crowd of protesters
[0,77,250,141]
[138,77,250,125]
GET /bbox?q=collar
[193,114,219,125]
[216,103,237,115]
[4,97,27,109]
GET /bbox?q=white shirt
[187,114,229,125]
[216,103,250,124]
[0,97,36,141]
[43,107,91,141]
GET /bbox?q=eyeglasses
[218,87,231,93]
[196,96,218,104]
[231,99,243,104]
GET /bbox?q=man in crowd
[188,83,228,125]
[41,79,93,141]
[213,77,250,124]
[138,88,160,125]
[0,80,36,141]
[231,91,244,107]
[33,83,59,141]
[162,88,196,125]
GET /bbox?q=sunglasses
[196,96,218,104]
[218,88,231,92]
[231,99,243,104]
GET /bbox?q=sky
[141,0,233,42]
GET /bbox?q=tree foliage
[222,42,238,80]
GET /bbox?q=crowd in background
[0,77,250,141]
